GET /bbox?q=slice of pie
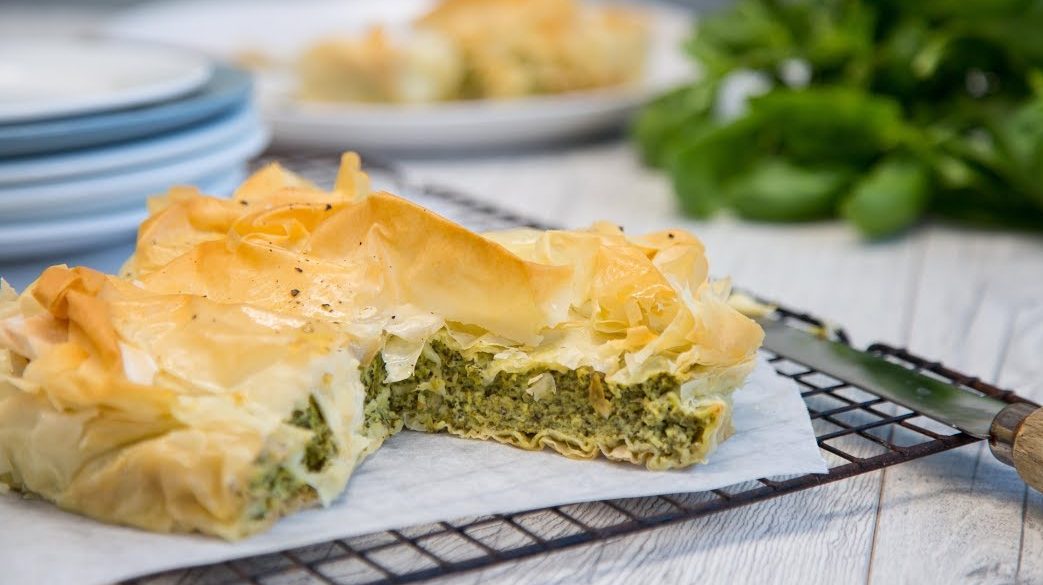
[0,154,763,538]
[0,267,370,539]
[296,0,648,103]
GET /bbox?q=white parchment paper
[0,357,826,585]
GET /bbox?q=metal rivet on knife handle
[990,402,1043,493]
[989,402,1035,466]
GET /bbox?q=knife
[758,317,1043,492]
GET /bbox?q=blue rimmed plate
[0,37,212,123]
[0,104,259,186]
[0,64,252,158]
[0,124,268,221]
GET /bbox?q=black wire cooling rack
[128,154,1032,585]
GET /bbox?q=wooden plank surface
[401,142,1042,584]
[869,229,1043,585]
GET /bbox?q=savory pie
[0,267,369,540]
[297,0,649,103]
[0,153,763,539]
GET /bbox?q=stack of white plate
[0,37,269,268]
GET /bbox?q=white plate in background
[0,168,246,262]
[0,38,212,123]
[106,0,695,151]
[0,126,268,221]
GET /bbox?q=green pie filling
[249,333,728,517]
[367,338,724,466]
[246,397,338,522]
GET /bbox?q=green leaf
[670,155,726,218]
[995,97,1043,177]
[668,115,762,217]
[729,158,853,222]
[804,0,877,84]
[632,84,715,168]
[841,157,932,238]
[687,0,797,77]
[747,88,907,167]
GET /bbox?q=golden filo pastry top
[0,267,368,540]
[0,153,763,539]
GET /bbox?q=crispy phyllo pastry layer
[0,153,763,538]
[0,268,369,539]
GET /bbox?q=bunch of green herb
[635,0,1043,237]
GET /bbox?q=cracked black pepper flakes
[290,289,301,297]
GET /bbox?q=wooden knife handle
[990,403,1043,492]
[1013,409,1043,493]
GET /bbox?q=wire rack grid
[127,154,1032,585]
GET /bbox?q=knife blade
[758,317,1004,438]
[757,317,1043,492]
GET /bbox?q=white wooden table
[3,7,1042,583]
